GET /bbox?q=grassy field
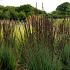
[0,16,70,70]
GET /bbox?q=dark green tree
[0,4,47,20]
[19,4,35,16]
[0,10,3,19]
[56,2,70,16]
[2,10,10,19]
[18,11,26,20]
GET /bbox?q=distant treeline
[0,2,70,20]
[0,4,46,20]
[49,2,70,18]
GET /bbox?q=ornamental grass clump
[0,47,16,70]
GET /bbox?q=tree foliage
[51,2,70,18]
[56,2,70,15]
[0,4,47,20]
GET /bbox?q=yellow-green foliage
[0,25,3,40]
[14,24,25,42]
